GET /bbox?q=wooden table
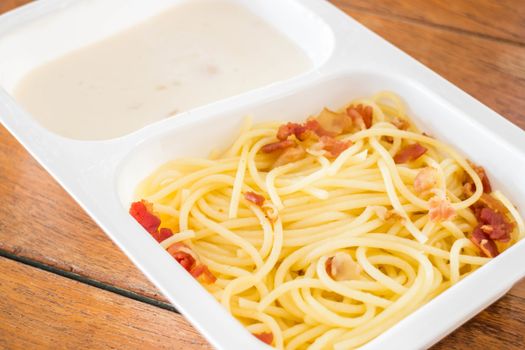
[1,0,524,348]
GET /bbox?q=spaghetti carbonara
[129,92,524,349]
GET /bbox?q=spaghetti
[129,92,524,349]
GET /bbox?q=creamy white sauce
[14,0,311,140]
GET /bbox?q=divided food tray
[1,0,525,349]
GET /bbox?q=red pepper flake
[253,332,273,345]
[261,139,295,153]
[244,191,265,206]
[470,226,499,257]
[130,200,161,234]
[347,104,373,129]
[319,135,352,158]
[394,143,427,164]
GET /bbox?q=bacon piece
[277,122,303,141]
[316,108,353,135]
[151,227,174,243]
[261,139,295,153]
[394,143,427,164]
[253,332,273,345]
[273,145,306,168]
[326,252,361,281]
[167,243,216,284]
[304,119,336,138]
[429,197,456,222]
[130,200,161,234]
[391,116,409,130]
[475,207,512,242]
[477,193,508,215]
[319,135,352,158]
[190,264,217,283]
[468,160,492,193]
[347,104,373,129]
[275,119,335,143]
[470,226,499,257]
[244,191,265,207]
[167,243,197,272]
[414,167,437,194]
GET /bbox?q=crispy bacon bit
[326,252,361,281]
[316,108,353,135]
[167,243,197,272]
[304,119,336,138]
[470,226,499,257]
[253,332,274,345]
[391,116,409,130]
[151,227,174,243]
[261,139,295,153]
[130,200,161,234]
[476,193,508,214]
[244,191,265,207]
[468,160,492,193]
[429,197,456,222]
[277,122,302,141]
[414,167,437,194]
[318,135,352,158]
[167,243,216,284]
[475,207,512,242]
[347,104,373,129]
[394,143,427,164]
[273,145,306,168]
[463,182,474,197]
[275,119,335,144]
[190,264,217,283]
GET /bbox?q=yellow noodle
[131,92,523,349]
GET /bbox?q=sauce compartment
[0,0,334,141]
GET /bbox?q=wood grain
[338,6,525,131]
[0,256,211,349]
[0,0,31,15]
[330,0,525,45]
[1,0,525,349]
[0,123,165,301]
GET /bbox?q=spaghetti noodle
[129,92,524,349]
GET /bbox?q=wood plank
[340,9,525,131]
[433,292,525,349]
[0,124,166,302]
[0,0,31,15]
[0,256,211,349]
[330,0,525,45]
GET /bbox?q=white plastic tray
[1,1,525,349]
